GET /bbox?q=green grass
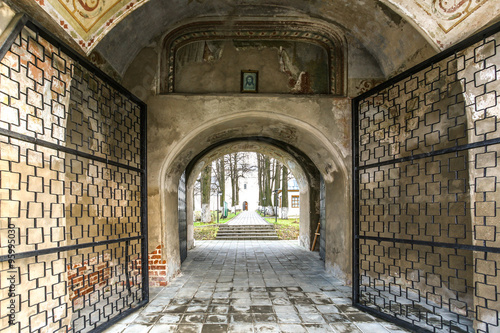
[193,211,241,240]
[265,217,300,240]
[194,226,218,240]
[194,211,240,227]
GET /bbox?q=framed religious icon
[241,70,258,93]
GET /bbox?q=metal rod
[357,137,500,171]
[353,304,433,333]
[0,236,143,262]
[351,94,360,305]
[90,299,148,333]
[140,103,149,303]
[0,128,143,174]
[357,235,500,254]
[0,14,27,60]
[125,240,132,296]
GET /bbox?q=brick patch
[147,244,168,287]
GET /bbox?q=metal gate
[178,172,187,263]
[0,16,148,332]
[353,21,500,332]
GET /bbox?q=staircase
[216,224,280,240]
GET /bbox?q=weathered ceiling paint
[383,0,500,50]
[25,0,499,55]
[28,0,151,52]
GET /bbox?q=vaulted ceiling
[8,0,500,78]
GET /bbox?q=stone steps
[216,224,279,240]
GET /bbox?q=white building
[277,179,300,218]
[193,153,300,219]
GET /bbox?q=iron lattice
[353,22,500,332]
[0,18,148,333]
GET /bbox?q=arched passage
[184,138,321,253]
[146,99,353,284]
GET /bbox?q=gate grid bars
[353,21,500,333]
[0,16,148,333]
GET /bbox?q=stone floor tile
[142,305,166,314]
[299,313,327,324]
[104,241,413,333]
[355,322,391,332]
[176,324,202,333]
[253,323,280,333]
[181,314,205,324]
[276,311,301,323]
[149,324,178,333]
[201,324,228,333]
[250,298,273,306]
[186,305,209,313]
[229,313,254,324]
[278,324,307,333]
[315,304,340,314]
[304,323,334,332]
[165,305,189,313]
[122,323,153,333]
[251,305,274,313]
[206,314,229,324]
[295,305,319,314]
[330,323,363,333]
[253,313,277,323]
[227,323,254,332]
[134,314,160,325]
[273,305,296,313]
[158,313,183,324]
[207,305,229,314]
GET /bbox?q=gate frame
[0,15,149,333]
[352,19,500,332]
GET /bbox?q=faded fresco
[174,40,329,94]
[31,0,149,51]
[385,0,500,49]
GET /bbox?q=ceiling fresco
[28,0,500,55]
[32,0,150,51]
[385,0,500,49]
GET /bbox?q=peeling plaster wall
[174,40,329,94]
[139,94,352,283]
[92,2,435,79]
[119,36,380,284]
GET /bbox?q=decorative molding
[383,0,500,49]
[32,0,150,53]
[159,20,346,95]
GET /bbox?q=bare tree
[200,165,211,222]
[212,157,225,207]
[281,166,289,219]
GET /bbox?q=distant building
[277,179,300,218]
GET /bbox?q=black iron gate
[353,22,500,332]
[0,16,148,332]
[179,172,187,263]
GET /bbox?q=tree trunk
[201,165,211,222]
[218,158,225,207]
[281,166,289,219]
[257,153,263,206]
[264,156,273,214]
[233,153,239,206]
[274,161,281,217]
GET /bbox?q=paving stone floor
[226,211,269,225]
[104,241,408,333]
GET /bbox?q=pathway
[226,211,269,225]
[104,240,408,333]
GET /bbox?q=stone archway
[146,96,352,285]
[184,139,320,253]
